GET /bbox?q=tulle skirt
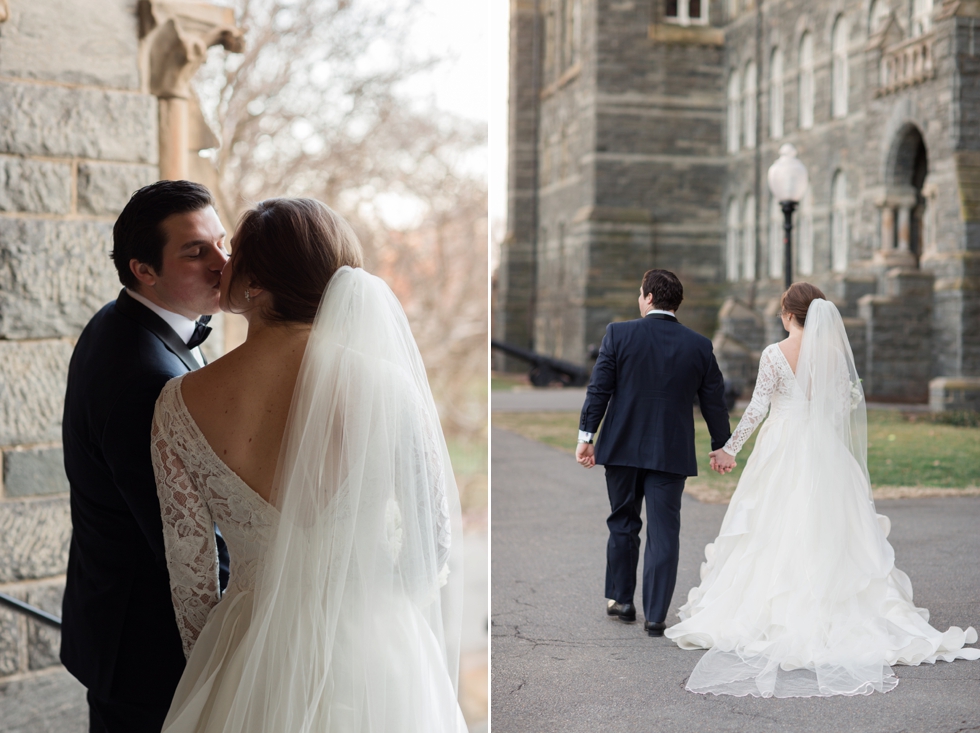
[162,587,468,732]
[665,414,980,698]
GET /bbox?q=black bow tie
[187,315,212,350]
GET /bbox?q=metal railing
[0,591,62,628]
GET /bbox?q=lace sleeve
[724,346,780,456]
[150,388,220,659]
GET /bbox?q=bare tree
[195,0,488,441]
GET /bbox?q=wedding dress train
[151,268,468,731]
[665,300,980,698]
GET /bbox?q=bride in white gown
[150,198,467,731]
[665,282,980,698]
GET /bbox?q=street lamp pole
[767,144,809,292]
[781,201,797,291]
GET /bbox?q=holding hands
[576,442,596,469]
[709,448,736,474]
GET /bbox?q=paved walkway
[490,427,980,733]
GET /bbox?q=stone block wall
[0,0,159,724]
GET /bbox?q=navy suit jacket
[579,313,731,476]
[61,290,208,707]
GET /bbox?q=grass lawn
[491,371,529,391]
[447,437,488,514]
[492,407,980,499]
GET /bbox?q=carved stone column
[873,188,918,269]
[138,0,244,180]
[880,206,895,251]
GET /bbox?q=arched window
[831,171,849,272]
[665,0,707,26]
[769,197,783,279]
[743,61,757,149]
[832,16,849,119]
[726,199,741,281]
[869,0,889,34]
[799,190,814,275]
[912,0,933,36]
[770,48,784,140]
[799,33,814,130]
[742,196,756,280]
[728,70,741,153]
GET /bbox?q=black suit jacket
[61,290,208,707]
[579,313,731,476]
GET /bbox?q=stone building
[498,0,980,407]
[0,1,240,727]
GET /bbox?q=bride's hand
[709,448,736,474]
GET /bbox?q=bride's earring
[244,288,251,303]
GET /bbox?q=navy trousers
[88,690,169,733]
[604,464,686,624]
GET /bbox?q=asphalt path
[490,427,980,733]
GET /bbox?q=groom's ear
[129,258,159,290]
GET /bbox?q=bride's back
[180,329,309,505]
[179,198,364,506]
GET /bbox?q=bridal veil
[216,266,466,731]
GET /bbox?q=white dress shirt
[126,289,205,368]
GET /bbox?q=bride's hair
[229,198,363,323]
[781,282,827,327]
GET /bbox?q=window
[831,171,849,272]
[769,197,783,279]
[742,196,756,280]
[799,190,814,275]
[799,33,814,129]
[743,61,757,149]
[665,0,707,26]
[912,0,933,36]
[728,70,741,153]
[770,48,784,139]
[565,0,582,67]
[869,0,890,34]
[832,16,849,119]
[726,199,741,281]
[727,0,738,21]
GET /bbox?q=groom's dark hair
[111,180,215,289]
[641,269,684,312]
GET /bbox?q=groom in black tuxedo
[61,180,230,732]
[577,269,733,636]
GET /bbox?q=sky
[489,0,508,251]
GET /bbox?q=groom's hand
[709,448,736,474]
[576,442,595,469]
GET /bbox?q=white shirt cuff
[578,430,594,443]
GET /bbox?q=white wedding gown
[666,315,980,698]
[151,268,468,732]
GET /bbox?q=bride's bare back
[180,324,311,505]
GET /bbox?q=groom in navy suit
[61,181,230,732]
[577,269,733,636]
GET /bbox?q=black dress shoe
[644,621,667,637]
[606,601,636,622]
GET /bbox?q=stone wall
[0,0,159,727]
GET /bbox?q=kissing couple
[61,181,469,732]
[576,269,979,697]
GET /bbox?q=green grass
[493,408,980,496]
[491,371,529,391]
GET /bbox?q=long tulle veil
[217,266,466,732]
[796,298,872,501]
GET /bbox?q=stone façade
[498,0,980,406]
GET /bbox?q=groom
[61,180,229,732]
[576,269,733,636]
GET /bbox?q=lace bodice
[723,344,804,456]
[151,376,279,658]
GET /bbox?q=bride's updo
[229,198,363,324]
[781,282,827,327]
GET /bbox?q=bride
[150,198,468,731]
[665,282,980,698]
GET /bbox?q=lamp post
[767,144,809,290]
